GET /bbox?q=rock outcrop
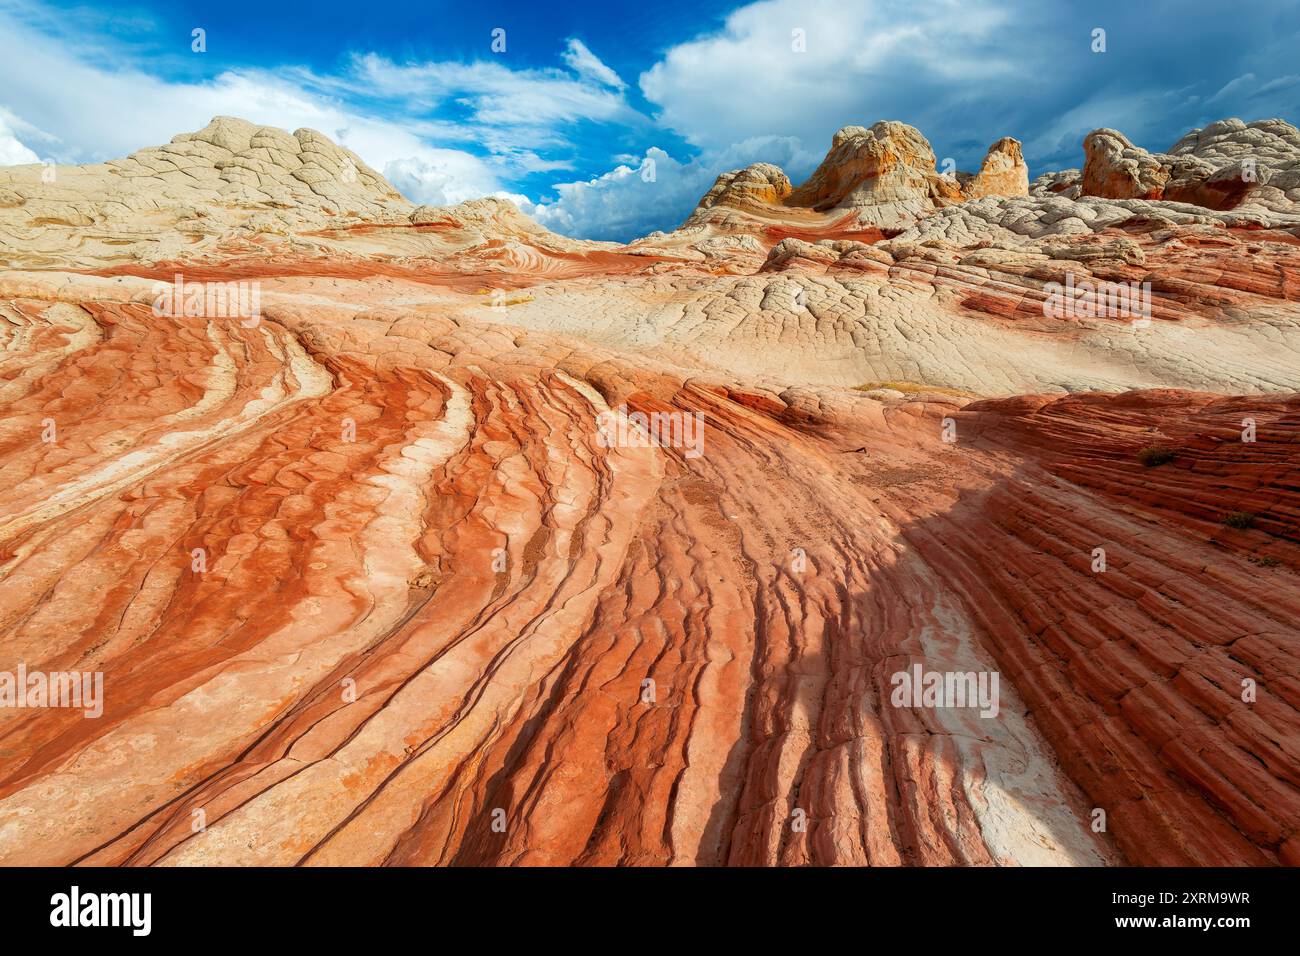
[680,117,1300,247]
[1030,168,1082,199]
[0,119,607,271]
[694,163,793,216]
[960,136,1031,199]
[0,116,409,230]
[686,122,1029,232]
[785,121,964,220]
[1081,118,1300,211]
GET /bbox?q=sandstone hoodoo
[685,120,1032,234]
[0,114,1297,868]
[961,136,1031,199]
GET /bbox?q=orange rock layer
[0,283,1295,866]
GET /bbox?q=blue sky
[1,0,1298,240]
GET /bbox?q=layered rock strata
[0,116,1297,867]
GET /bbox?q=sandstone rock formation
[1081,118,1300,212]
[0,116,1297,868]
[785,121,964,220]
[959,136,1031,199]
[686,121,1029,233]
[694,163,794,216]
[0,116,412,269]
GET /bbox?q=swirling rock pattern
[0,117,1297,867]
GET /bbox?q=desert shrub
[1223,511,1257,530]
[1137,444,1175,467]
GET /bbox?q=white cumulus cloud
[383,152,507,207]
[524,135,814,241]
[0,109,38,166]
[638,0,1038,153]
